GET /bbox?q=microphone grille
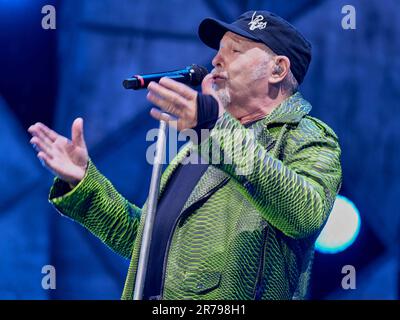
[189,64,209,86]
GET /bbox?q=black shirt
[143,93,219,299]
[143,151,209,299]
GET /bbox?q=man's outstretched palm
[28,118,89,187]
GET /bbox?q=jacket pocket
[181,271,222,295]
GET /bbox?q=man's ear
[269,56,290,84]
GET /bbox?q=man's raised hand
[147,75,224,131]
[28,118,89,187]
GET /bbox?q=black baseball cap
[198,10,312,85]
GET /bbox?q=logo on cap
[248,11,267,31]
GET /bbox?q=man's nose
[212,50,223,68]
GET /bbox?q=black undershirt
[142,151,209,299]
[142,94,219,299]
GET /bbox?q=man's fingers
[201,74,215,95]
[158,77,197,100]
[201,73,221,105]
[148,80,188,107]
[35,123,58,142]
[30,136,53,158]
[37,152,59,177]
[147,88,184,118]
[35,130,53,149]
[72,117,86,148]
[37,123,58,142]
[28,123,59,151]
[37,151,52,167]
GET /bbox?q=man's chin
[215,90,231,109]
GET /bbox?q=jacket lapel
[181,165,229,213]
[158,142,192,197]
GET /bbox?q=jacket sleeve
[48,159,141,259]
[201,112,342,239]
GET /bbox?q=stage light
[315,195,361,254]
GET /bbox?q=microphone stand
[133,118,168,300]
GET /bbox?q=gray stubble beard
[213,83,231,109]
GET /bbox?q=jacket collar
[252,91,312,129]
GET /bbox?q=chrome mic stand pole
[133,118,167,300]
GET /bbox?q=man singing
[28,11,342,300]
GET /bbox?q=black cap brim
[198,18,261,50]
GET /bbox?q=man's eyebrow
[230,35,256,48]
[220,35,242,48]
[230,36,242,44]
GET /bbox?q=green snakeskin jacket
[49,92,342,300]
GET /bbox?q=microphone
[122,64,208,90]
